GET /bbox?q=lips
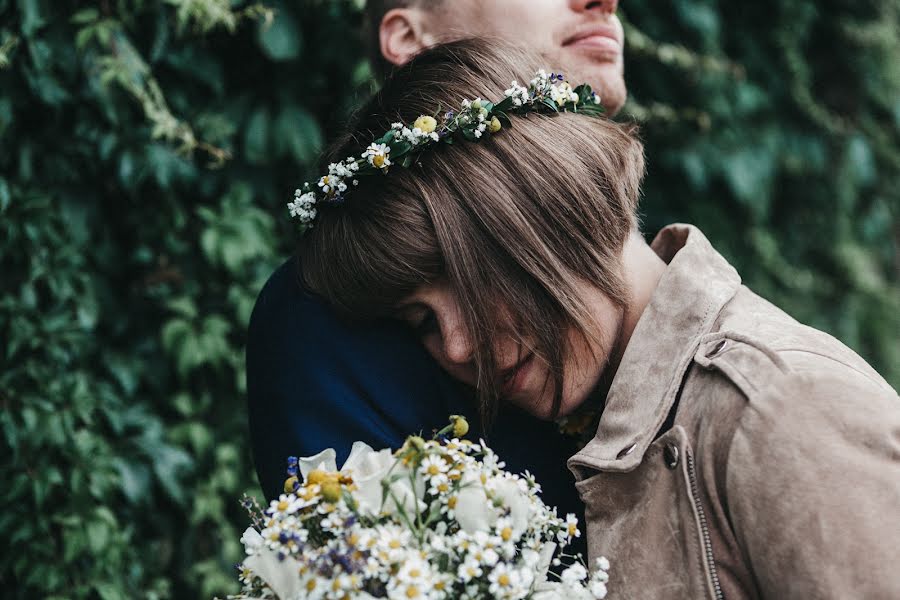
[562,23,622,58]
[500,353,535,397]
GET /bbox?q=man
[247,0,624,536]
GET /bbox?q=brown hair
[298,38,644,424]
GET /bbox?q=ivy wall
[1,0,897,598]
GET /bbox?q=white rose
[341,442,397,514]
[531,542,557,587]
[241,528,302,599]
[240,526,264,554]
[297,447,338,478]
[454,472,497,533]
[297,442,423,517]
[532,582,594,600]
[492,477,530,536]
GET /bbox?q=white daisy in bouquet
[227,417,610,600]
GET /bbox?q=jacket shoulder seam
[774,347,886,389]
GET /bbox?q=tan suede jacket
[568,225,900,599]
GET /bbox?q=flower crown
[288,70,605,229]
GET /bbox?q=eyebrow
[394,300,427,312]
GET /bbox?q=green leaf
[19,0,48,37]
[151,445,193,505]
[70,8,99,25]
[274,105,322,164]
[256,10,302,61]
[494,111,512,128]
[244,108,270,164]
[389,140,412,156]
[847,136,875,186]
[494,97,514,113]
[540,98,559,112]
[0,177,10,213]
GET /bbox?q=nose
[571,0,618,14]
[442,314,475,365]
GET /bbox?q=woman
[295,39,900,599]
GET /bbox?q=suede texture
[568,225,900,599]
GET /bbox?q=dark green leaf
[256,10,302,61]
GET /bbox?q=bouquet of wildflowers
[230,417,611,600]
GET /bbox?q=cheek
[566,313,624,402]
[479,0,556,42]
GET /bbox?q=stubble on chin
[537,46,627,116]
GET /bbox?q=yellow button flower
[413,115,437,134]
[450,414,470,437]
[488,116,502,134]
[283,476,299,494]
[321,480,342,503]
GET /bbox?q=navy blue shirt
[247,257,586,552]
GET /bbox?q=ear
[380,7,438,67]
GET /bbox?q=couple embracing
[247,2,900,598]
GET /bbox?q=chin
[570,58,626,115]
[515,388,588,422]
[590,67,627,115]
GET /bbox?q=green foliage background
[1,0,897,597]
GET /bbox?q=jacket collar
[568,224,741,478]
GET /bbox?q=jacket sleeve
[246,258,468,501]
[724,369,900,598]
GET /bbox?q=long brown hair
[298,38,645,425]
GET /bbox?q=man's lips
[563,24,622,58]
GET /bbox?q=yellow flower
[283,476,299,494]
[488,116,502,134]
[321,480,342,503]
[450,415,469,437]
[306,469,328,485]
[413,115,437,134]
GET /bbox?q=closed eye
[412,310,439,336]
[396,302,440,337]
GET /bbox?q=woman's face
[397,279,625,420]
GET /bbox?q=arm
[725,371,900,598]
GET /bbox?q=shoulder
[683,283,898,491]
[685,289,900,591]
[248,255,329,344]
[694,285,896,403]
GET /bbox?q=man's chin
[586,65,626,116]
[557,56,626,115]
